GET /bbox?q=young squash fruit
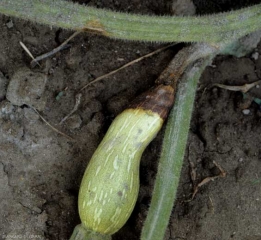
[70,84,174,240]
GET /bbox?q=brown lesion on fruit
[129,84,175,120]
[81,19,109,36]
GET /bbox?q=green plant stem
[69,224,111,240]
[141,53,216,240]
[0,0,260,43]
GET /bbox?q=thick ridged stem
[0,0,260,43]
[141,54,216,240]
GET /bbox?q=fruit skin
[78,85,174,235]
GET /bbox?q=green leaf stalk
[140,30,261,239]
[0,0,260,43]
[141,53,217,240]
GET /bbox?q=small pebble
[6,20,14,28]
[6,68,47,110]
[1,101,14,115]
[66,114,82,130]
[251,51,259,60]
[242,109,250,115]
[212,87,218,94]
[31,206,42,214]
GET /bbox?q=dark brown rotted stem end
[128,84,175,120]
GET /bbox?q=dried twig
[191,160,226,199]
[79,43,176,92]
[20,41,41,67]
[31,31,81,67]
[213,80,261,93]
[32,107,74,141]
[60,93,82,124]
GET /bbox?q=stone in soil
[66,114,82,130]
[6,68,47,110]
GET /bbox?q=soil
[0,1,261,240]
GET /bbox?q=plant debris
[60,93,82,124]
[191,161,226,200]
[213,80,261,93]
